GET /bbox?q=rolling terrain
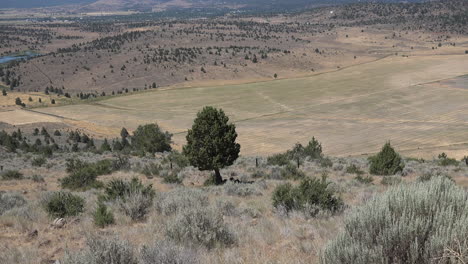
[15,53,467,158]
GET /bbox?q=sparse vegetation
[321,177,468,264]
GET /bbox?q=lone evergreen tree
[183,106,240,185]
[369,142,404,175]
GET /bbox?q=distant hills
[1,0,427,11]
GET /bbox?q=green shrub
[437,153,459,167]
[1,170,23,180]
[141,163,161,178]
[163,171,182,184]
[272,175,343,216]
[104,177,154,201]
[346,164,364,175]
[104,178,155,221]
[118,190,154,221]
[166,208,236,249]
[43,191,85,218]
[267,137,324,166]
[267,152,290,166]
[369,142,404,175]
[93,203,114,228]
[354,174,373,184]
[61,159,114,190]
[163,151,189,169]
[321,177,468,264]
[319,157,333,168]
[280,163,305,179]
[31,156,47,167]
[417,172,453,183]
[31,174,45,182]
[132,123,172,154]
[272,183,296,212]
[380,176,402,186]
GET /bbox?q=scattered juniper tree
[183,106,240,185]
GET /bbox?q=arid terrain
[1,0,468,263]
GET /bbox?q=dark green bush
[31,156,47,167]
[380,176,402,186]
[44,191,85,218]
[272,175,343,216]
[280,163,305,180]
[104,177,154,201]
[267,137,323,166]
[93,203,115,228]
[369,142,404,175]
[141,163,161,178]
[319,157,333,168]
[61,159,114,190]
[1,170,23,180]
[272,183,296,212]
[346,164,364,175]
[163,171,182,184]
[437,153,459,167]
[354,174,373,184]
[267,152,290,166]
[132,123,172,154]
[163,151,189,169]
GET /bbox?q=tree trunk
[214,168,223,185]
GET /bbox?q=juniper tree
[369,142,404,175]
[183,106,240,185]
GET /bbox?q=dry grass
[26,54,468,158]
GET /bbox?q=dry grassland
[25,54,468,159]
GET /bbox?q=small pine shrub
[141,163,161,178]
[267,153,290,166]
[354,174,373,184]
[162,171,182,184]
[166,208,236,249]
[93,203,115,228]
[163,151,190,169]
[271,183,296,212]
[369,142,404,175]
[346,164,364,175]
[321,177,468,264]
[1,170,23,180]
[380,176,402,186]
[417,172,453,183]
[319,157,333,168]
[280,163,305,179]
[31,174,45,182]
[31,156,47,167]
[437,153,459,167]
[43,191,85,218]
[272,175,343,216]
[0,192,27,215]
[61,159,114,190]
[104,177,154,201]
